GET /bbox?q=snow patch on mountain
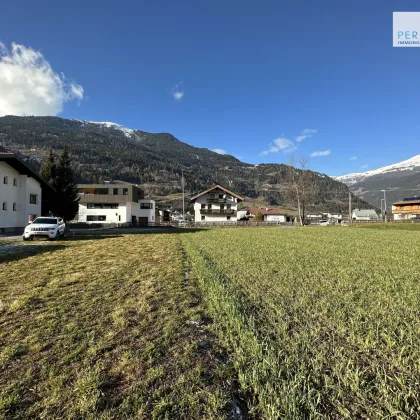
[334,155,420,186]
[75,120,134,138]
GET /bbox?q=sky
[1,0,420,176]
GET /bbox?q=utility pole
[181,170,185,227]
[348,191,352,223]
[381,199,384,220]
[381,189,387,223]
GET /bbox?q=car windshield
[32,218,58,225]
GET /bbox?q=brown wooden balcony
[200,209,235,215]
[207,197,226,203]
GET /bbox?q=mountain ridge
[0,115,373,213]
[334,155,420,186]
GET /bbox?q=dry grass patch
[0,233,233,419]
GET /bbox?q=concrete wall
[77,199,155,224]
[0,161,42,231]
[78,203,129,223]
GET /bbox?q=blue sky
[1,0,419,176]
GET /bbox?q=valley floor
[1,226,419,418]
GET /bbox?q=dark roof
[392,199,420,205]
[0,147,55,192]
[191,185,244,201]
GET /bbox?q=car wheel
[23,237,29,242]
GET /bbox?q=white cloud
[0,42,84,116]
[361,164,368,169]
[310,149,331,157]
[349,156,357,160]
[212,148,226,155]
[295,128,317,143]
[260,137,296,156]
[171,81,184,101]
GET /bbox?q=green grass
[183,227,420,418]
[2,228,420,418]
[0,234,235,419]
[351,222,420,231]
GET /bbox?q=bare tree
[286,154,315,226]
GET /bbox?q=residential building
[78,182,155,225]
[0,148,55,233]
[246,207,296,223]
[392,197,420,220]
[191,185,244,223]
[352,209,379,221]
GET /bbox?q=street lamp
[381,190,387,222]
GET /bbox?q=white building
[78,183,155,225]
[0,148,55,233]
[352,209,379,221]
[247,207,295,223]
[191,185,244,223]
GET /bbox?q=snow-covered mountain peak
[75,120,134,138]
[334,155,420,186]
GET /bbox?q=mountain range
[334,156,420,211]
[0,115,373,213]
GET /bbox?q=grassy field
[0,233,237,419]
[183,227,420,418]
[350,222,420,231]
[1,227,420,419]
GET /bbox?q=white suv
[23,217,66,241]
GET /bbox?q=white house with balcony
[191,185,244,223]
[77,182,155,225]
[0,148,55,233]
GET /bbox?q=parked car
[319,220,330,226]
[411,217,420,223]
[23,217,66,241]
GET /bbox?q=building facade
[0,149,54,233]
[246,207,295,223]
[78,183,155,225]
[392,197,420,220]
[191,185,244,223]
[352,209,379,221]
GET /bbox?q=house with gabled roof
[0,147,55,233]
[190,185,244,223]
[352,209,379,221]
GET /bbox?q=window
[227,216,231,220]
[140,203,153,209]
[208,204,212,209]
[29,194,37,204]
[3,176,8,184]
[219,194,223,199]
[113,188,118,195]
[209,194,215,199]
[201,215,205,220]
[2,202,6,211]
[227,204,231,209]
[201,204,205,209]
[13,178,17,187]
[87,215,106,221]
[13,203,16,211]
[95,188,109,195]
[87,203,118,209]
[123,188,128,195]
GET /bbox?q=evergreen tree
[39,148,58,184]
[55,146,79,221]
